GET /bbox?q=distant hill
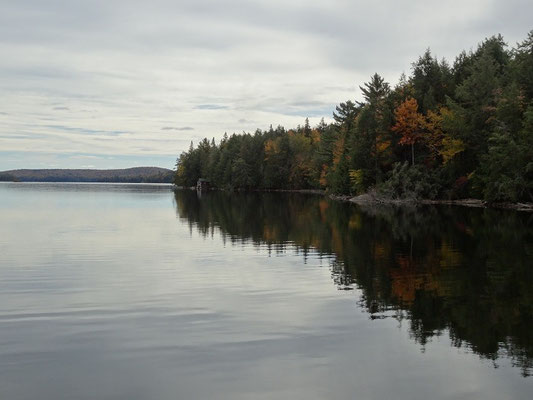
[0,167,174,183]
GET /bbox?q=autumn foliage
[392,97,424,165]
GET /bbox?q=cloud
[0,0,531,169]
[161,126,194,131]
[69,154,100,159]
[0,135,34,139]
[194,104,229,110]
[43,124,127,136]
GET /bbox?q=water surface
[0,183,531,399]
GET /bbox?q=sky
[0,0,531,170]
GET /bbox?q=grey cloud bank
[0,0,531,169]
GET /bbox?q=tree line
[175,32,533,202]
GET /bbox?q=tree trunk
[374,137,380,184]
[411,143,415,166]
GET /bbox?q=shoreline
[331,193,533,212]
[175,185,533,212]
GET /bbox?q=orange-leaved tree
[392,97,424,165]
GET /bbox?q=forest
[175,32,533,202]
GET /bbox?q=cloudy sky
[1,0,531,170]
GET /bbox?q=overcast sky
[0,0,531,170]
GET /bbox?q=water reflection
[174,189,533,377]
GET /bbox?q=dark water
[0,183,531,399]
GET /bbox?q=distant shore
[0,167,174,184]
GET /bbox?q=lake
[0,182,531,399]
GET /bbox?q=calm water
[0,182,531,399]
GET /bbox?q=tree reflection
[174,190,533,376]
